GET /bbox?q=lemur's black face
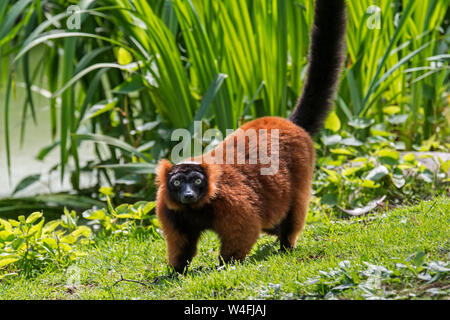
[167,163,208,205]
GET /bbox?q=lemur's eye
[194,178,202,185]
[173,180,181,187]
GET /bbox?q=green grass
[0,196,448,300]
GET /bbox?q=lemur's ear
[155,159,183,211]
[155,159,173,187]
[201,162,222,199]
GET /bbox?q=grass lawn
[0,196,448,300]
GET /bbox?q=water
[0,80,96,198]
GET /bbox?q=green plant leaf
[0,0,32,42]
[0,218,13,232]
[113,75,145,94]
[36,141,59,161]
[143,202,156,215]
[324,112,341,132]
[366,165,389,181]
[403,153,416,162]
[323,135,342,146]
[338,196,386,216]
[348,117,374,129]
[321,194,338,207]
[72,226,92,239]
[411,251,426,267]
[41,237,58,250]
[58,243,72,252]
[361,180,380,189]
[42,220,60,234]
[82,209,106,220]
[386,114,408,125]
[0,257,19,269]
[84,98,118,120]
[11,238,25,250]
[193,73,228,124]
[342,167,361,177]
[95,163,157,174]
[330,148,354,156]
[25,212,43,224]
[73,133,152,162]
[340,137,363,147]
[379,149,400,166]
[14,31,135,63]
[0,230,15,242]
[391,172,406,189]
[28,217,44,238]
[117,47,133,65]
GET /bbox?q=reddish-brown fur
[156,117,315,271]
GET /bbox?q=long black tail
[289,0,347,136]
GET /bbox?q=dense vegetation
[0,0,448,299]
[1,0,448,203]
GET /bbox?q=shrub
[0,194,158,278]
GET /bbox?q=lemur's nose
[183,192,194,200]
[181,188,196,203]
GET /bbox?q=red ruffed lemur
[156,0,347,273]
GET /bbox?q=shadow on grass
[139,265,218,288]
[248,238,282,262]
[136,237,297,289]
